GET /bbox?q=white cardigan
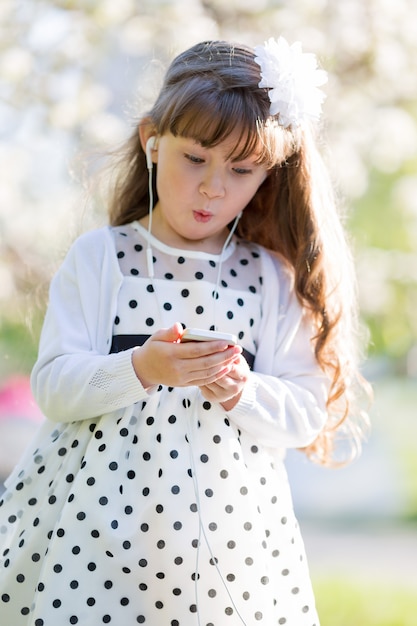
[31,226,329,451]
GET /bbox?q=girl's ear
[138,118,158,165]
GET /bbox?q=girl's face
[147,132,268,253]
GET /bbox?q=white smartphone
[181,328,238,345]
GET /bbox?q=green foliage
[348,165,417,360]
[315,577,417,626]
[350,167,416,252]
[363,285,417,360]
[402,448,417,523]
[0,318,40,378]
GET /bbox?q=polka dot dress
[0,222,320,625]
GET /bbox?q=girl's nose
[199,168,226,199]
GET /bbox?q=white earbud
[145,136,156,170]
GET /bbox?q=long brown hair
[106,40,371,465]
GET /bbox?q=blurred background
[1,1,416,624]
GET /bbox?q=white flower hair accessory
[254,36,328,128]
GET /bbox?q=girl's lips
[193,210,213,223]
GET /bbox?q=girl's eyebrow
[231,154,261,165]
[179,135,262,163]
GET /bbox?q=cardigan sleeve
[226,250,329,449]
[30,228,150,423]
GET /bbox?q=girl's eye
[233,167,252,175]
[185,153,204,164]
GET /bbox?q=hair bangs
[165,85,267,162]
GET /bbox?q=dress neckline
[132,221,237,262]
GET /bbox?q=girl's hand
[132,322,242,390]
[199,354,250,411]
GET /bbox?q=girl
[0,38,370,625]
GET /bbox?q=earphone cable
[212,211,242,331]
[146,162,155,279]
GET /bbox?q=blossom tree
[1,0,417,374]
